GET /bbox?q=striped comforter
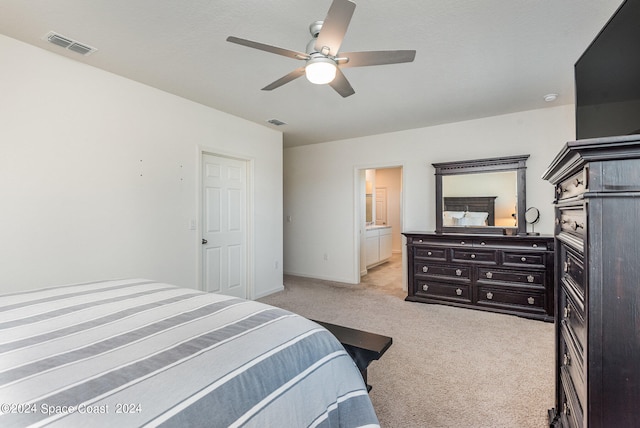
[0,279,379,427]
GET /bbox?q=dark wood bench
[314,320,392,392]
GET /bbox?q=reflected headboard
[444,196,497,226]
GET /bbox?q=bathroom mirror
[433,155,529,235]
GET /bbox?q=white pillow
[443,211,465,226]
[458,211,489,226]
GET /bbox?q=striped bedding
[0,279,379,428]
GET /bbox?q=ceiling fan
[226,0,416,97]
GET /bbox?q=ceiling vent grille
[267,119,287,126]
[43,31,97,56]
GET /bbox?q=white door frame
[197,147,255,298]
[353,163,407,290]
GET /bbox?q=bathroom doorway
[356,165,405,290]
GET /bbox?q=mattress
[0,279,379,427]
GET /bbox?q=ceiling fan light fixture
[305,57,337,85]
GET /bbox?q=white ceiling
[0,0,623,147]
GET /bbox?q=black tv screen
[575,0,640,140]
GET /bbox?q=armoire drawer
[560,324,585,407]
[477,267,545,287]
[560,283,586,355]
[415,280,471,302]
[415,263,471,280]
[558,209,586,238]
[560,244,585,302]
[556,169,587,201]
[476,286,546,312]
[560,367,584,428]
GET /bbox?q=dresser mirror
[433,155,529,235]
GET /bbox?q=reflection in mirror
[433,155,529,235]
[442,171,517,228]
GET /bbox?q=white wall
[283,105,575,284]
[0,35,283,297]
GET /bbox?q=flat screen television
[575,0,640,140]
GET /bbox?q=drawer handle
[486,272,493,279]
[460,241,466,245]
[456,288,463,296]
[470,254,476,259]
[563,260,571,273]
[427,251,433,256]
[422,266,429,273]
[555,218,560,225]
[563,353,571,366]
[527,275,534,283]
[418,239,423,243]
[563,402,570,416]
[571,222,584,231]
[563,305,571,319]
[574,177,583,187]
[480,241,486,246]
[521,257,527,262]
[455,269,462,276]
[422,284,429,291]
[486,292,493,300]
[532,243,538,248]
[528,297,535,305]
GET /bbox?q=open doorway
[355,165,405,292]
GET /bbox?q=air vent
[267,119,287,126]
[43,31,97,56]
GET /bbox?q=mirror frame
[433,154,529,235]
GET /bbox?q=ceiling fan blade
[338,50,416,68]
[227,36,309,60]
[262,67,306,91]
[314,0,356,56]
[328,68,355,98]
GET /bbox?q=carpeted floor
[259,254,555,428]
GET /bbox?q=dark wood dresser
[404,232,554,321]
[543,135,640,427]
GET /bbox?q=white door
[202,153,247,298]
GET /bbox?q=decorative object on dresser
[543,134,640,427]
[404,232,554,321]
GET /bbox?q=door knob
[202,238,208,244]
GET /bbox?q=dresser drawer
[560,282,586,355]
[502,251,547,268]
[415,263,470,280]
[451,249,497,264]
[558,208,586,238]
[476,286,546,312]
[414,246,448,261]
[477,267,545,287]
[473,237,550,251]
[556,169,587,201]
[415,279,471,302]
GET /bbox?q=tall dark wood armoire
[543,135,640,427]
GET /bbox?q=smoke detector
[43,31,97,56]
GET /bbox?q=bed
[0,279,379,427]
[443,196,497,226]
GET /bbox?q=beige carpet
[259,255,555,428]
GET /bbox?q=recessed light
[544,93,558,102]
